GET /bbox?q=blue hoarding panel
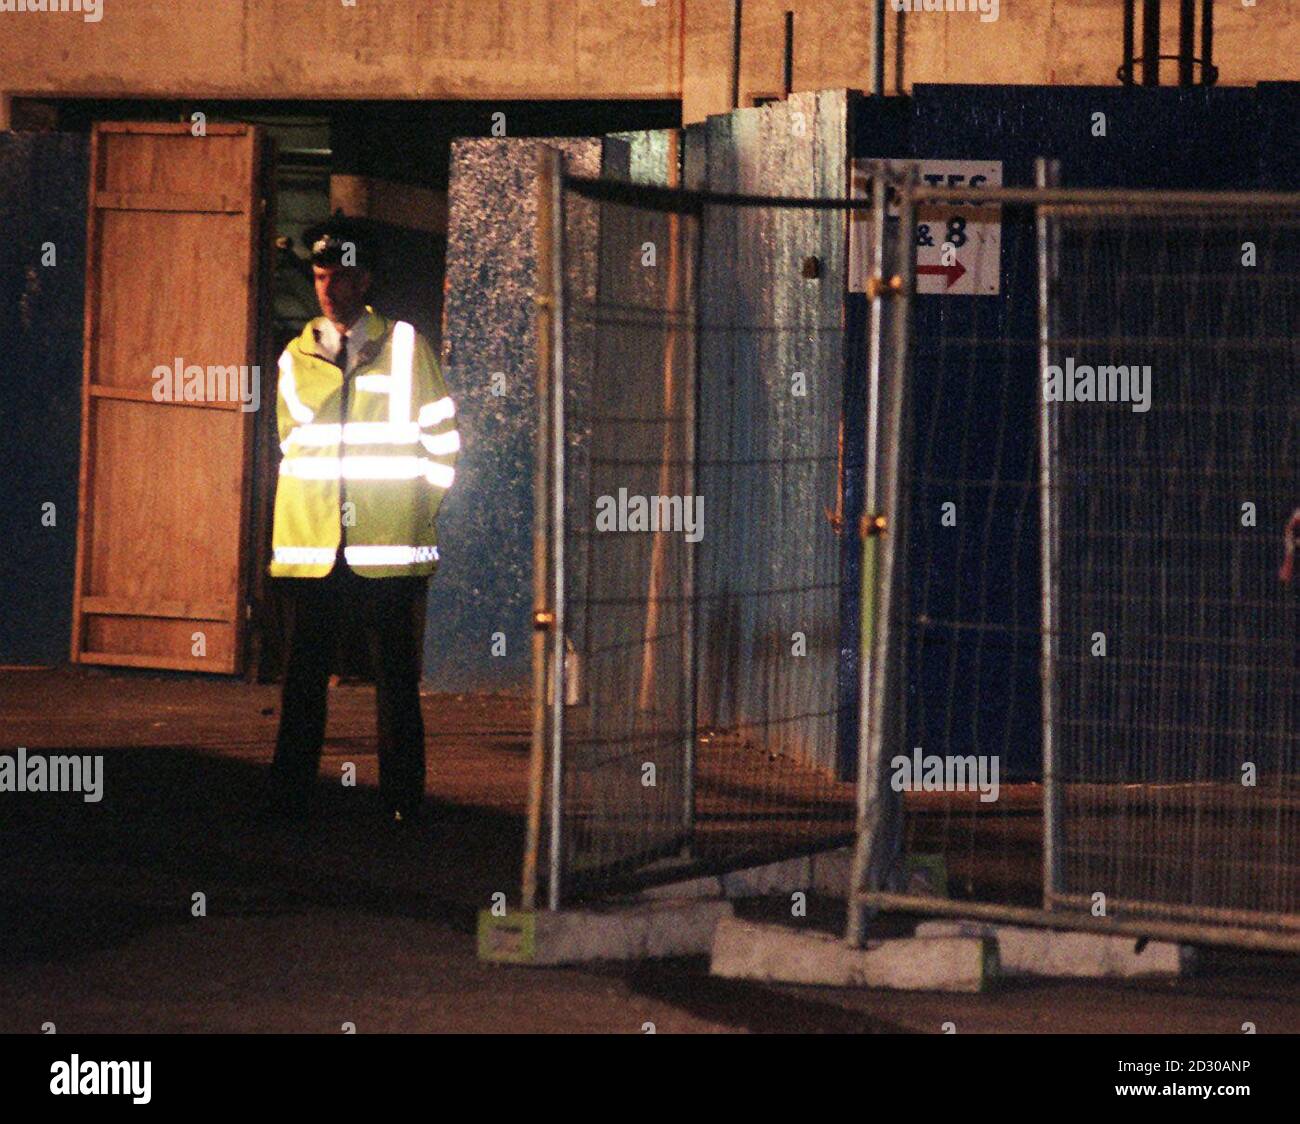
[0,133,88,666]
[852,83,1296,778]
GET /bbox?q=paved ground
[1,667,1296,1034]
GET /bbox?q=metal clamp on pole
[865,274,903,300]
[861,513,888,537]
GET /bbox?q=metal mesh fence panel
[546,176,857,901]
[557,184,700,888]
[1047,205,1300,931]
[887,192,1045,911]
[691,187,853,875]
[852,174,1300,949]
[539,164,1300,939]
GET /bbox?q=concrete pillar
[331,175,448,235]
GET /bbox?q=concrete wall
[726,0,1298,102]
[0,1,684,103]
[1,1,1295,127]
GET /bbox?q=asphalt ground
[0,667,1296,1034]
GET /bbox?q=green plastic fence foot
[478,909,537,964]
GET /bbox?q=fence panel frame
[1036,157,1065,912]
[847,163,914,946]
[848,175,1300,954]
[538,171,861,903]
[524,145,569,911]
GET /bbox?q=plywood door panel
[95,209,252,390]
[100,128,253,196]
[86,398,245,605]
[72,122,263,674]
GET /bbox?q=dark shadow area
[0,744,523,967]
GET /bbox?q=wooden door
[72,122,265,673]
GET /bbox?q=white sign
[849,158,1002,296]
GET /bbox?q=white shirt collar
[313,309,378,368]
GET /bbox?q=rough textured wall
[698,0,1299,118]
[433,137,601,692]
[0,0,683,100]
[0,1,1293,125]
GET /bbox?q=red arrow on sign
[916,260,967,289]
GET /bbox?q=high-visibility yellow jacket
[270,308,458,579]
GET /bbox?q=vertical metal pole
[1141,0,1160,86]
[1122,0,1136,86]
[876,165,912,908]
[892,3,906,95]
[731,0,744,109]
[870,0,886,98]
[524,148,560,912]
[847,165,905,946]
[1200,0,1214,85]
[681,190,701,856]
[1178,0,1196,86]
[1036,157,1064,913]
[783,11,794,98]
[884,172,914,857]
[546,154,569,912]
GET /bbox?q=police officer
[265,216,459,824]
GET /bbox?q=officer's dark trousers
[270,555,429,813]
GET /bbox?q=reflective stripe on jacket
[270,309,458,578]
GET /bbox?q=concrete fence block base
[634,846,864,902]
[478,898,733,966]
[913,919,1195,978]
[710,915,996,992]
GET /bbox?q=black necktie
[338,331,350,561]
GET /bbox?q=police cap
[304,214,377,270]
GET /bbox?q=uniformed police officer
[265,216,459,824]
